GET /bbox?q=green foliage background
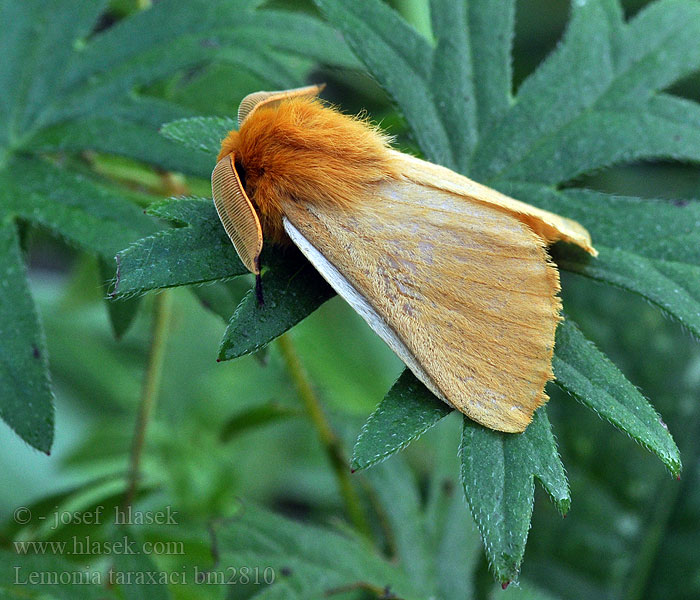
[0,0,699,598]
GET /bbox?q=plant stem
[276,333,371,538]
[623,476,681,600]
[391,0,433,40]
[123,291,172,508]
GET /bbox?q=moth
[211,84,597,433]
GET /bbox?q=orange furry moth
[212,84,597,433]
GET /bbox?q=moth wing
[282,178,562,433]
[392,150,597,256]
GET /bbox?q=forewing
[392,150,597,256]
[282,179,561,432]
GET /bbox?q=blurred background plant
[0,0,699,599]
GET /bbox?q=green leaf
[7,0,354,174]
[49,1,355,129]
[470,0,615,182]
[473,0,700,183]
[424,0,515,173]
[0,220,54,452]
[428,0,477,173]
[233,10,360,71]
[0,0,108,146]
[496,97,700,185]
[544,187,698,264]
[51,1,273,124]
[351,370,451,471]
[0,551,114,599]
[160,116,237,156]
[362,458,434,594]
[99,258,142,339]
[600,0,700,103]
[553,318,681,476]
[98,94,196,127]
[218,249,335,361]
[360,446,483,598]
[1,157,155,258]
[27,117,213,178]
[25,94,209,176]
[431,457,482,599]
[212,42,300,91]
[114,198,246,296]
[560,247,700,339]
[465,0,515,137]
[502,183,700,338]
[460,409,570,585]
[191,279,251,322]
[111,529,171,600]
[219,400,301,442]
[215,444,482,600]
[496,581,563,600]
[316,0,455,168]
[214,502,419,599]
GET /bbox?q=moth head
[211,84,325,274]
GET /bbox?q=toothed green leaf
[0,220,54,453]
[218,249,335,361]
[461,409,569,585]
